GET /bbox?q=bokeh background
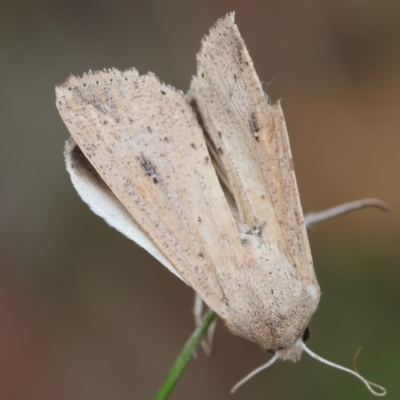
[1,0,399,399]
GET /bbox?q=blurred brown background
[1,0,399,399]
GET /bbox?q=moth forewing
[64,138,184,281]
[56,68,245,321]
[270,102,316,280]
[189,12,320,354]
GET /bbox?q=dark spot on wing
[250,112,260,141]
[246,222,264,236]
[235,42,244,70]
[139,154,159,184]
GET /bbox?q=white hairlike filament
[230,344,386,396]
[301,342,386,396]
[230,353,278,393]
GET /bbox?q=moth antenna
[301,342,386,396]
[230,353,279,393]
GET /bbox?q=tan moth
[56,13,386,396]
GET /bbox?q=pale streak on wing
[189,13,314,279]
[56,68,244,315]
[64,138,184,281]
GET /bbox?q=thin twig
[153,309,217,400]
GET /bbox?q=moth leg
[193,293,217,356]
[304,198,388,228]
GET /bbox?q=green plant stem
[153,308,217,400]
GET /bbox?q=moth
[56,13,385,396]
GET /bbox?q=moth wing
[56,69,244,315]
[64,138,183,281]
[189,13,314,278]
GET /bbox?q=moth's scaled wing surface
[56,68,244,319]
[189,13,320,356]
[64,138,183,281]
